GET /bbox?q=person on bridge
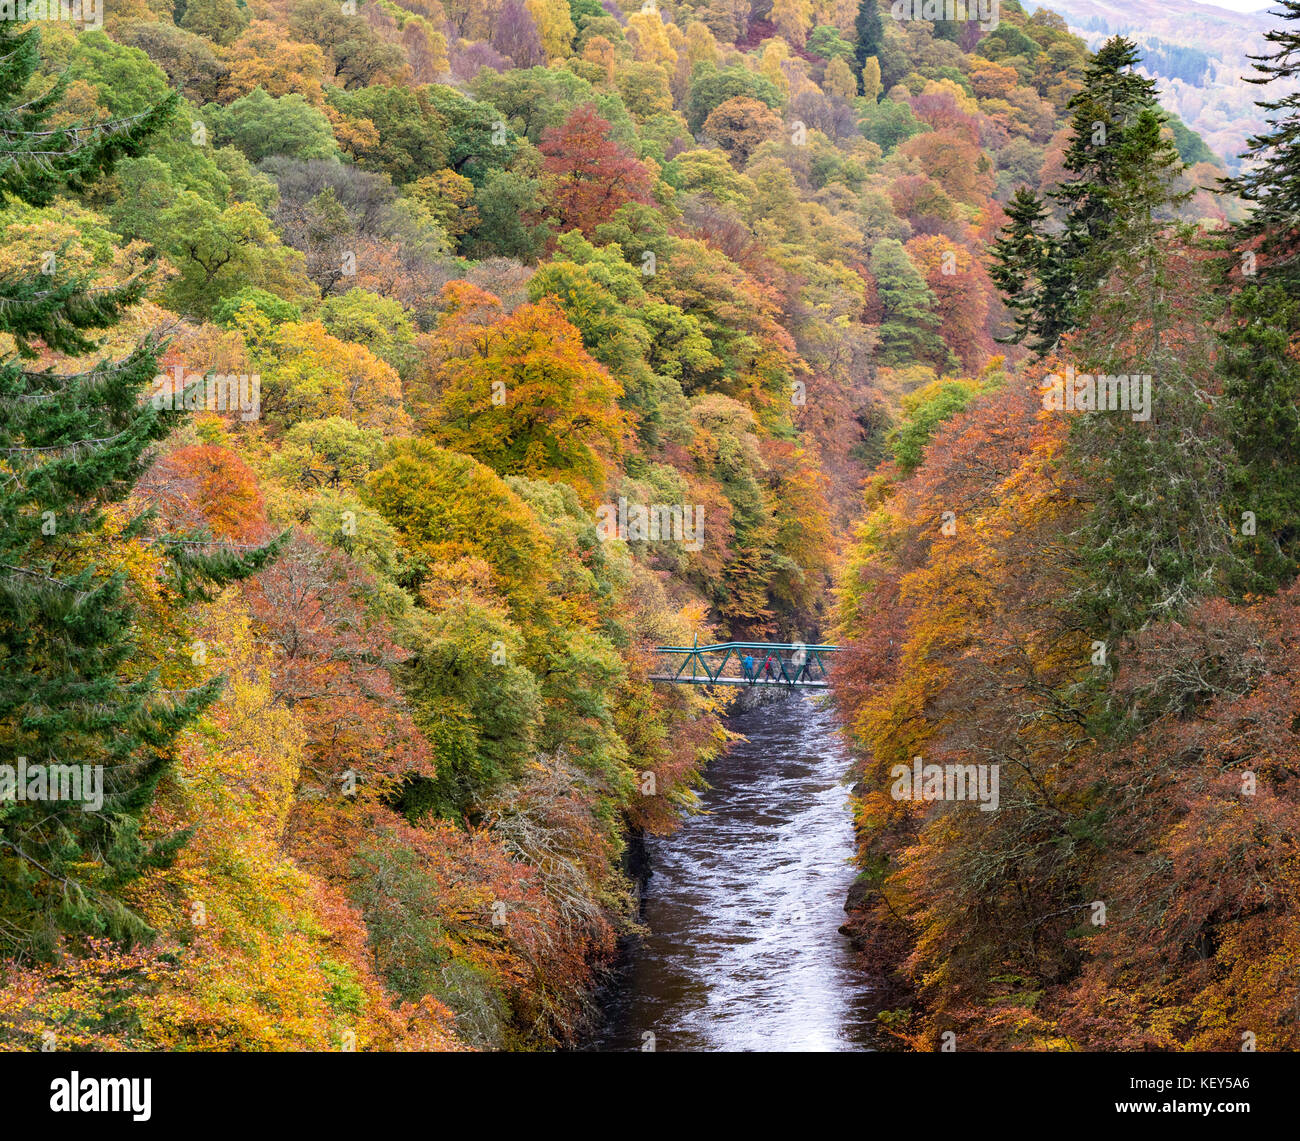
[742,653,755,682]
[763,655,776,682]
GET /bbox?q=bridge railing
[649,642,839,688]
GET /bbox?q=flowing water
[588,691,876,1051]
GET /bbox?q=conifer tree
[1221,0,1300,295]
[1070,105,1191,332]
[853,0,884,94]
[1056,38,1164,333]
[1056,38,1160,258]
[1219,291,1300,589]
[869,238,949,370]
[0,23,281,956]
[991,37,1167,353]
[989,186,1061,352]
[1215,3,1300,587]
[1067,108,1235,642]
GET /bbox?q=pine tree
[0,23,282,957]
[1221,0,1300,294]
[853,0,884,94]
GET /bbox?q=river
[587,690,877,1051]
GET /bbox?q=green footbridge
[650,641,840,689]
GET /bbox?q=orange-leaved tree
[415,290,625,506]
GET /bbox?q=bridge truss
[649,641,839,689]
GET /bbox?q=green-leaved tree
[0,23,281,957]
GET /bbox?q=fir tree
[1070,105,1191,332]
[0,27,177,209]
[0,23,282,957]
[1055,39,1165,336]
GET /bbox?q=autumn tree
[525,0,576,60]
[222,22,333,104]
[772,0,814,48]
[861,56,882,102]
[255,318,409,435]
[287,0,409,89]
[906,236,994,372]
[242,533,434,803]
[686,64,784,134]
[179,0,249,45]
[824,57,858,99]
[416,292,623,505]
[0,22,277,955]
[703,96,784,167]
[540,104,654,236]
[147,445,267,544]
[493,0,546,68]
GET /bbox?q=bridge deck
[648,674,830,689]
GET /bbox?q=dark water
[588,692,876,1051]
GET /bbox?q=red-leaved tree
[539,104,653,236]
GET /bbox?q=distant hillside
[1030,0,1300,171]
